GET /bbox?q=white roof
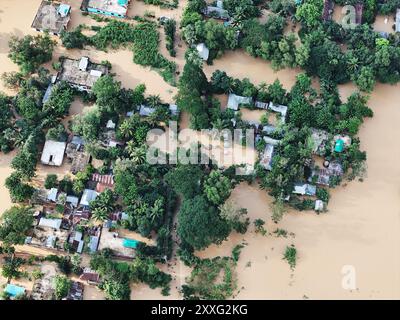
[74,231,83,241]
[268,102,288,121]
[79,57,89,71]
[255,101,269,110]
[47,188,58,202]
[196,43,209,61]
[80,189,98,206]
[90,69,103,77]
[40,140,66,166]
[263,136,280,146]
[38,218,62,230]
[227,93,252,110]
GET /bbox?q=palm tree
[129,145,147,165]
[146,95,162,108]
[347,56,359,74]
[91,207,109,222]
[119,119,135,139]
[149,198,164,223]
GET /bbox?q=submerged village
[0,0,399,300]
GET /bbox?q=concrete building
[32,1,71,35]
[81,0,130,18]
[40,140,67,166]
[56,57,109,92]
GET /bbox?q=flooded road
[0,0,399,299]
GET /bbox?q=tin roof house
[293,183,317,196]
[80,189,99,207]
[227,93,253,111]
[81,0,131,18]
[32,1,71,36]
[202,1,230,21]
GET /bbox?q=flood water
[0,0,399,299]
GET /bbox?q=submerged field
[0,0,399,299]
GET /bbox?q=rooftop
[227,93,253,111]
[38,218,62,230]
[83,0,130,16]
[80,189,99,207]
[31,1,71,35]
[56,57,109,90]
[40,140,66,166]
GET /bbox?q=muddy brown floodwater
[0,0,399,300]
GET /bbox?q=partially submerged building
[202,1,230,21]
[56,57,109,92]
[268,102,288,123]
[40,140,67,166]
[196,43,210,61]
[259,136,280,170]
[227,93,253,111]
[32,1,71,36]
[293,183,317,196]
[81,0,131,18]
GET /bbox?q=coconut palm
[91,207,109,222]
[146,95,162,108]
[149,198,164,223]
[119,118,136,139]
[128,144,147,165]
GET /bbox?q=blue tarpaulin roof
[118,0,128,6]
[5,284,25,297]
